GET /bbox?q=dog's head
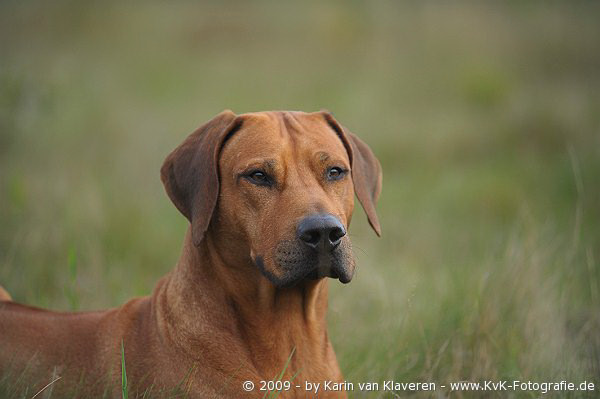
[161,110,381,287]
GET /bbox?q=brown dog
[0,110,382,398]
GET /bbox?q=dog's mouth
[256,238,355,287]
[302,251,349,282]
[304,267,340,281]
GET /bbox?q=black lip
[306,269,320,280]
[304,267,340,281]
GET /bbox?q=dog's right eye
[245,170,273,186]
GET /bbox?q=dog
[0,110,382,398]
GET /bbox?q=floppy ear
[321,112,383,236]
[161,110,241,246]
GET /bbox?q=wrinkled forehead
[220,111,349,166]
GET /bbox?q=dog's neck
[155,228,331,378]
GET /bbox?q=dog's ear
[161,110,241,246]
[321,111,383,236]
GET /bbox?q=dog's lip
[304,267,340,281]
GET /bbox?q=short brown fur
[0,110,381,398]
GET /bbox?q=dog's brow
[241,158,277,172]
[316,152,349,167]
[316,152,330,162]
[262,159,277,170]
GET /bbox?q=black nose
[297,214,346,252]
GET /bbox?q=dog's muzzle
[296,214,352,283]
[268,214,354,287]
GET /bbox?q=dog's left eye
[327,167,347,181]
[245,170,273,186]
[250,171,266,181]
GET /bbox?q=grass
[262,348,297,399]
[31,375,61,399]
[64,247,79,311]
[121,341,128,399]
[1,1,599,398]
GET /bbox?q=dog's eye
[246,170,272,186]
[327,167,347,181]
[251,171,266,182]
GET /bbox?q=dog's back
[0,285,11,301]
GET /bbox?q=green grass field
[1,2,599,398]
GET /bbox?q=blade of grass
[121,340,128,399]
[216,364,242,396]
[265,347,296,399]
[171,363,197,397]
[30,376,61,399]
[65,247,79,311]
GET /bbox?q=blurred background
[1,1,599,397]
